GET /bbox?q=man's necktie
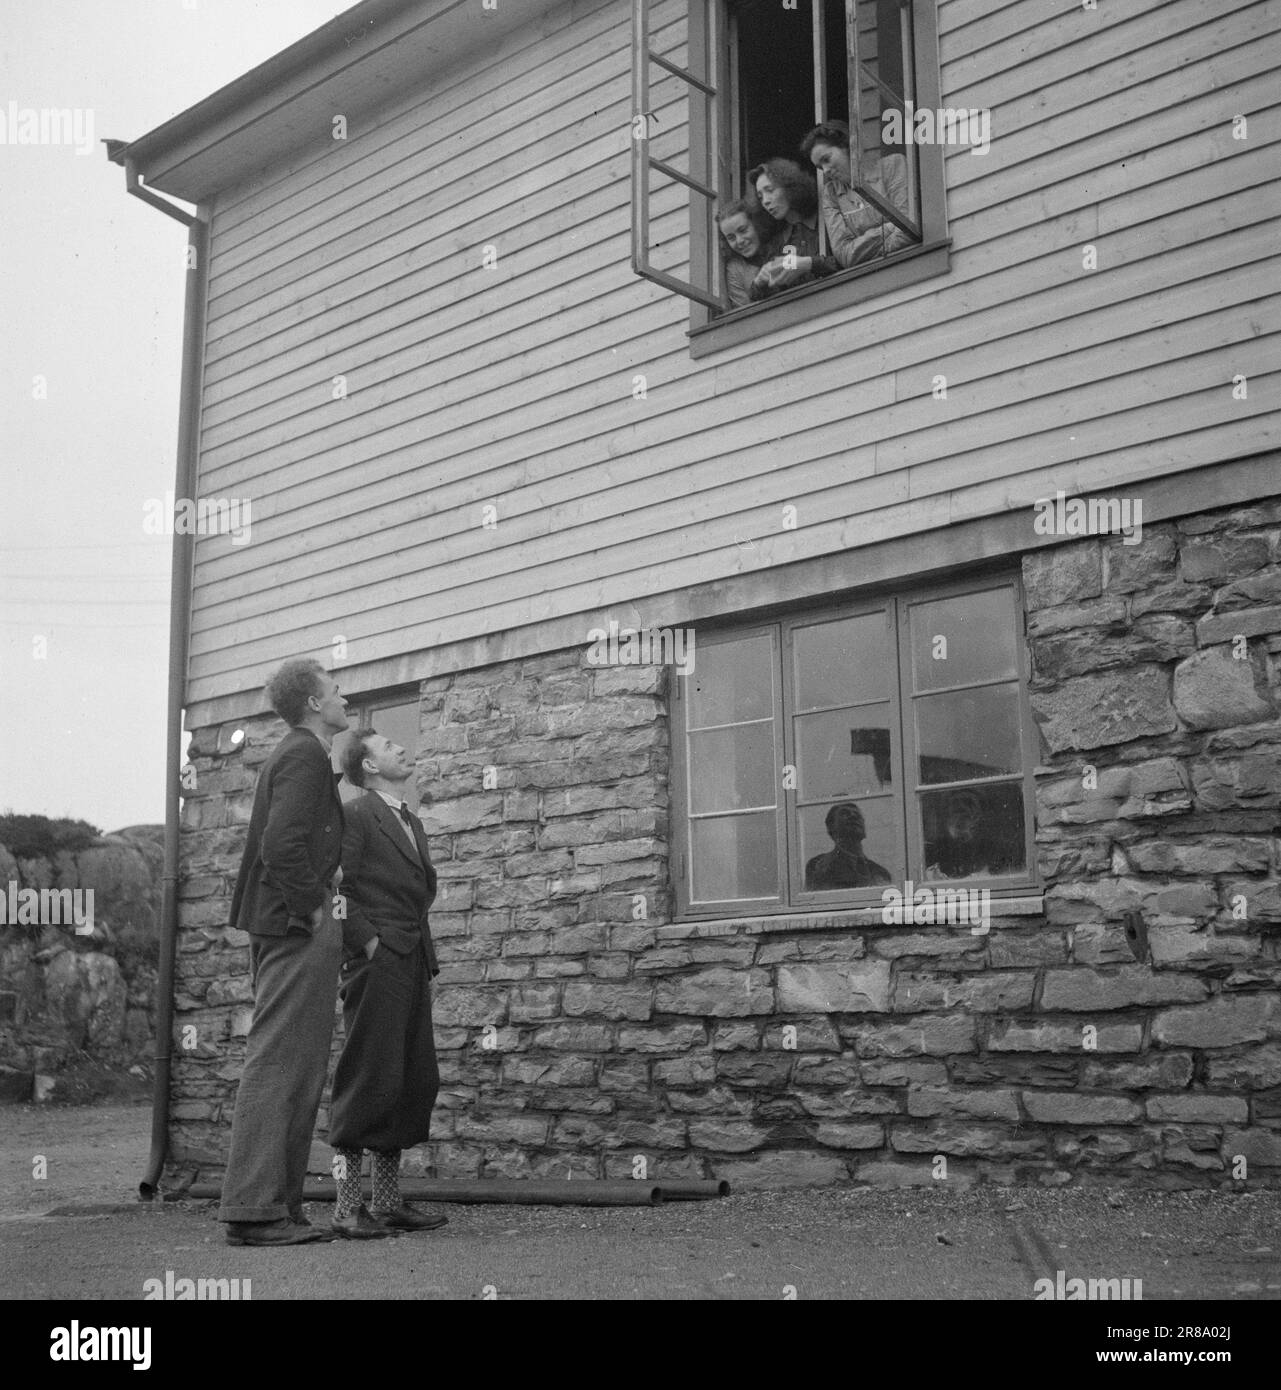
[397,801,428,890]
[397,802,423,860]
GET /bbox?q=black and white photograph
[1,0,1278,1351]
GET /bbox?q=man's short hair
[341,727,378,788]
[265,658,327,727]
[800,120,851,163]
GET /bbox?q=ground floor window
[670,574,1038,916]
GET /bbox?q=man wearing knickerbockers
[329,728,446,1237]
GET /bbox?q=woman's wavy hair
[746,157,818,220]
[715,197,774,261]
[799,119,851,166]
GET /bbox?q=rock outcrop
[0,824,162,1101]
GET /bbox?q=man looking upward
[220,659,348,1246]
[329,729,445,1236]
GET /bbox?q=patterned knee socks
[334,1146,363,1219]
[370,1149,402,1215]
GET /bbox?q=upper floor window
[631,0,948,331]
[669,575,1038,917]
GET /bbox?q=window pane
[909,588,1017,691]
[795,705,892,802]
[691,813,778,901]
[687,633,773,726]
[792,611,888,711]
[641,44,695,285]
[915,683,1021,784]
[921,784,1026,879]
[688,724,776,814]
[799,797,898,891]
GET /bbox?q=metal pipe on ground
[178,1179,727,1206]
[653,1180,731,1200]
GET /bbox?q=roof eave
[111,0,561,202]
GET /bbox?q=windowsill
[688,240,952,359]
[658,894,1047,939]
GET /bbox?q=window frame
[669,572,1040,921]
[631,0,950,351]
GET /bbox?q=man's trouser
[218,911,341,1224]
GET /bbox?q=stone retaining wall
[170,495,1281,1189]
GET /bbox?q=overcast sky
[1,1,358,833]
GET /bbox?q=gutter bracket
[124,157,200,228]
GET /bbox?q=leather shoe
[371,1202,448,1232]
[290,1211,337,1241]
[332,1203,400,1239]
[226,1217,329,1247]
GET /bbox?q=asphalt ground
[2,1103,1278,1307]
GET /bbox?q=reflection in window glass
[909,589,1017,691]
[915,685,1021,784]
[921,784,1025,879]
[799,797,898,892]
[688,724,777,814]
[691,813,778,901]
[792,611,887,711]
[795,706,892,802]
[687,634,773,727]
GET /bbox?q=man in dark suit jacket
[328,727,446,1236]
[219,658,349,1247]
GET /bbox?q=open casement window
[630,0,728,310]
[332,689,422,811]
[669,576,1039,918]
[631,0,945,323]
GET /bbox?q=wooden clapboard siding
[188,316,1278,659]
[184,0,1281,708]
[192,179,1272,531]
[194,177,1275,540]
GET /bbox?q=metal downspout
[117,158,209,1199]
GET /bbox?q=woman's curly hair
[746,157,818,220]
[799,119,851,165]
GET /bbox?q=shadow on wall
[0,817,163,1104]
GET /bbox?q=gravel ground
[2,1103,1279,1301]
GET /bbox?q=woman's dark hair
[715,197,774,258]
[746,157,818,219]
[799,119,851,164]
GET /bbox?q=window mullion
[774,623,793,909]
[891,595,916,885]
[846,0,922,243]
[898,0,918,231]
[811,0,829,259]
[726,5,741,198]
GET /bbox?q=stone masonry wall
[169,494,1281,1190]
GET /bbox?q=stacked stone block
[169,496,1281,1189]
